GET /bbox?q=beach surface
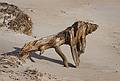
[0,0,120,81]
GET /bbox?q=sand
[0,0,120,81]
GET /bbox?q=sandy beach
[0,0,120,81]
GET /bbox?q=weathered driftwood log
[0,2,32,35]
[19,21,98,68]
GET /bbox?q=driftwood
[19,21,98,68]
[0,2,32,35]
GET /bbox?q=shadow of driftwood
[29,52,75,67]
[0,47,20,56]
[1,47,75,68]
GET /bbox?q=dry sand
[0,0,120,81]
